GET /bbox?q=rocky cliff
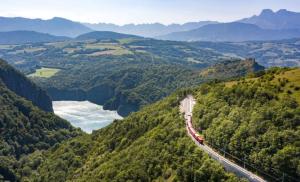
[0,59,53,112]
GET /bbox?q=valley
[0,4,299,182]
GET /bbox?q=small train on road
[186,114,204,145]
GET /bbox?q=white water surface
[53,101,122,133]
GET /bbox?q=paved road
[180,95,266,182]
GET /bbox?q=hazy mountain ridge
[1,9,300,42]
[76,31,141,40]
[0,31,69,44]
[0,17,92,37]
[84,21,218,37]
[159,22,300,42]
[159,9,300,42]
[239,9,300,30]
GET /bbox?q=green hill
[193,68,300,181]
[0,59,53,112]
[0,60,81,181]
[76,31,141,41]
[27,90,242,182]
[24,67,299,182]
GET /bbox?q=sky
[1,0,300,25]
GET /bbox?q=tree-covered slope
[23,67,299,182]
[0,59,53,112]
[35,58,262,116]
[0,61,81,181]
[28,90,242,182]
[193,68,300,181]
[76,31,140,40]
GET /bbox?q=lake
[53,101,123,133]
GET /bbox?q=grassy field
[225,68,300,103]
[272,68,300,104]
[28,67,61,78]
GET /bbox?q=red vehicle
[195,133,204,144]
[186,116,204,145]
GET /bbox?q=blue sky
[1,0,300,25]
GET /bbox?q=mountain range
[159,9,300,41]
[0,31,69,44]
[158,22,300,42]
[0,17,91,37]
[0,9,299,43]
[239,9,300,29]
[84,21,218,37]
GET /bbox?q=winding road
[180,95,266,182]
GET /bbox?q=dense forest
[34,58,262,116]
[0,60,81,181]
[193,68,300,181]
[23,90,243,182]
[22,67,298,182]
[1,56,298,181]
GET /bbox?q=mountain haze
[0,17,92,37]
[159,22,300,42]
[84,21,218,37]
[239,9,300,30]
[76,31,141,40]
[0,31,69,44]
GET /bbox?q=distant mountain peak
[0,16,92,37]
[239,9,300,30]
[51,17,69,21]
[260,9,274,16]
[277,9,288,13]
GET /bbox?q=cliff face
[0,59,53,112]
[46,84,135,116]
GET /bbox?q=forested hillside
[26,90,242,182]
[25,67,299,182]
[0,60,81,181]
[0,59,53,112]
[35,58,262,116]
[193,68,300,181]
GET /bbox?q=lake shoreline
[53,100,123,133]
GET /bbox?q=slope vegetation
[193,68,300,181]
[76,31,140,40]
[22,67,299,182]
[35,58,262,116]
[28,91,242,182]
[0,60,81,181]
[0,59,53,112]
